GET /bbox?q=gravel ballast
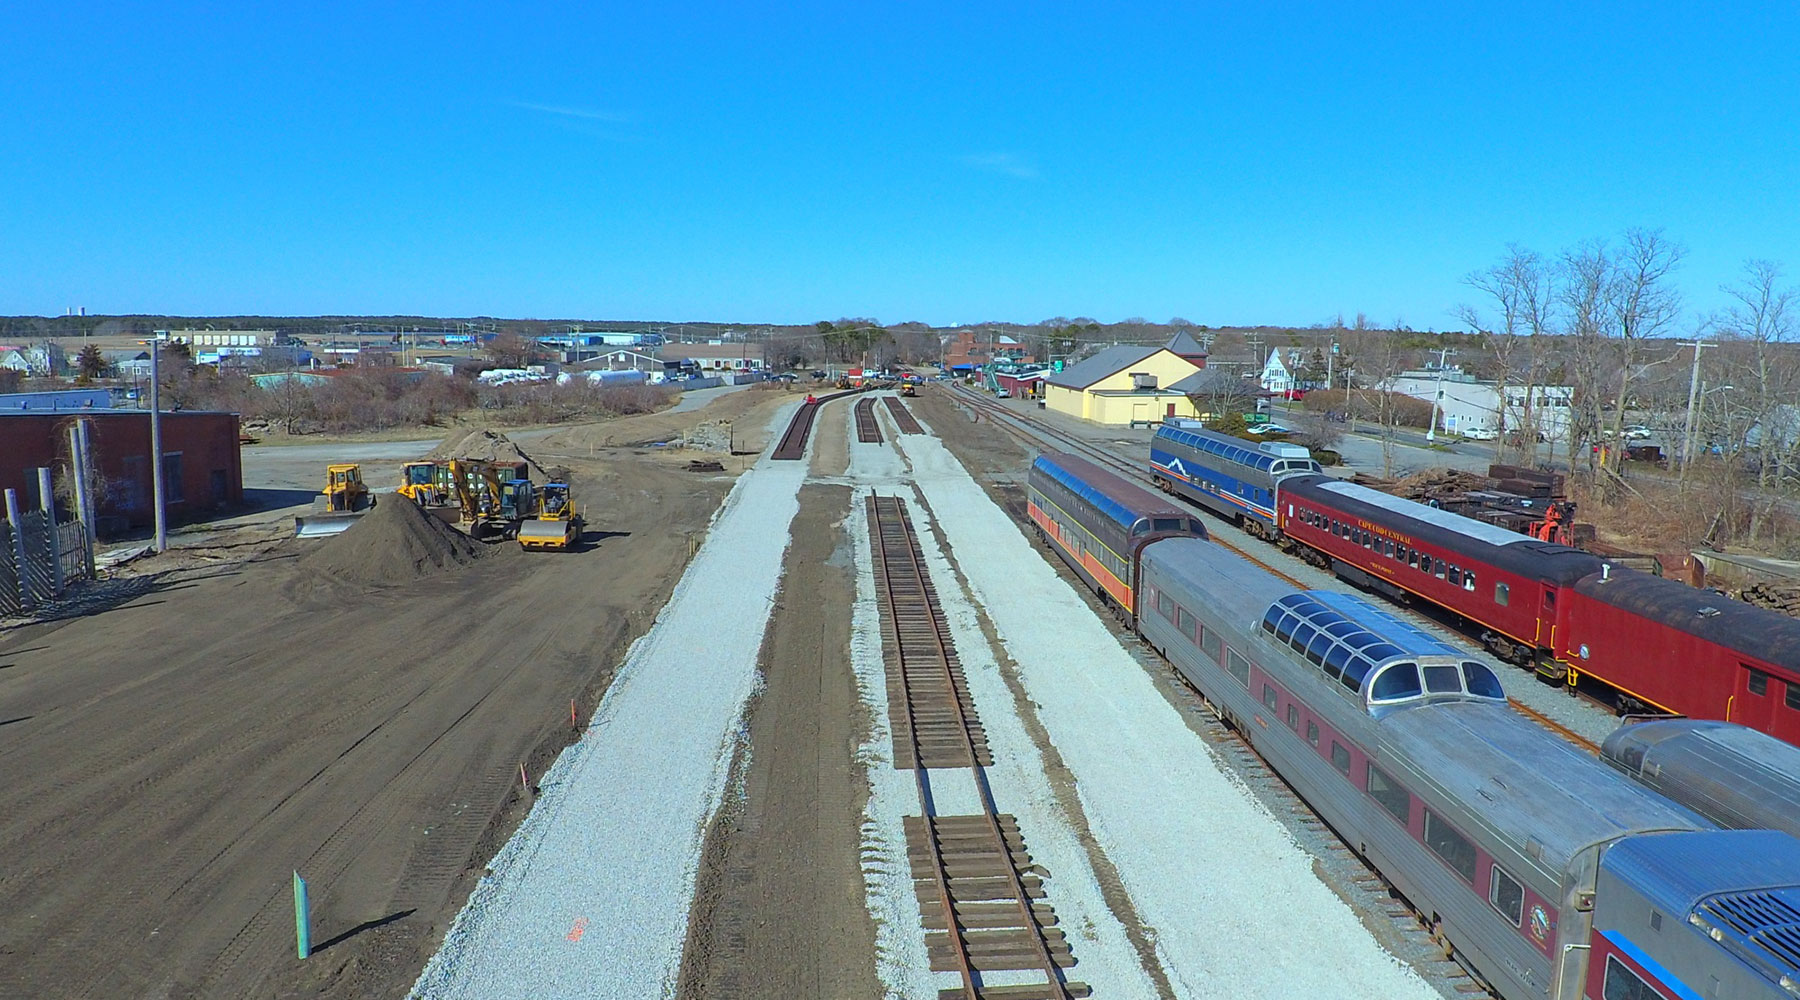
[893,420,1443,999]
[409,404,810,1000]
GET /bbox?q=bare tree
[1560,239,1615,478]
[1601,228,1686,489]
[1719,259,1799,539]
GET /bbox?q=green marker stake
[293,871,310,959]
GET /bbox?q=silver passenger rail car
[1137,537,1711,1000]
[1603,718,1800,841]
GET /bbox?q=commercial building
[661,343,761,372]
[943,330,1036,370]
[0,410,243,532]
[0,388,113,411]
[1043,335,1209,425]
[1384,368,1573,440]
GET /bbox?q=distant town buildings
[1383,367,1573,439]
[942,329,1035,370]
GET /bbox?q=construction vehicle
[900,382,918,397]
[397,461,452,507]
[518,482,583,550]
[294,464,374,538]
[447,459,536,540]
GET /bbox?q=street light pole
[148,336,168,553]
[1425,347,1454,443]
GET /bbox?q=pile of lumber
[1487,464,1566,499]
[1738,583,1800,617]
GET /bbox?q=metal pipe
[5,489,30,610]
[36,467,61,596]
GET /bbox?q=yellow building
[1043,339,1206,426]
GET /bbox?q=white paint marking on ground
[893,418,1441,1000]
[409,401,810,1000]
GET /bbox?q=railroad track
[885,396,925,434]
[856,398,885,444]
[944,385,1603,755]
[867,495,1085,1000]
[772,388,863,460]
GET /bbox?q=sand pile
[299,498,485,587]
[430,428,547,477]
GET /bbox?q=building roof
[1046,344,1164,390]
[660,343,756,360]
[1165,329,1208,357]
[1169,368,1250,395]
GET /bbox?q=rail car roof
[1575,567,1800,675]
[1602,830,1800,992]
[1155,425,1284,472]
[1603,720,1800,838]
[1283,475,1605,584]
[1142,536,1291,620]
[1031,453,1198,533]
[1380,700,1709,872]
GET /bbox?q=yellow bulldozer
[397,461,452,507]
[294,464,374,538]
[518,481,583,550]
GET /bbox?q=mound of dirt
[299,498,485,587]
[430,428,547,477]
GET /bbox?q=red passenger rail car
[1272,474,1800,744]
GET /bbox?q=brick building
[1,410,243,531]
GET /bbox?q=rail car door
[1729,663,1778,732]
[1534,586,1557,648]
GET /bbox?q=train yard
[8,380,1800,1000]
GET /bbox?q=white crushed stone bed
[845,485,1158,998]
[893,419,1443,1000]
[408,402,810,1000]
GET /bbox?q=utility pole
[1678,339,1715,474]
[148,334,168,553]
[1325,338,1338,391]
[1425,346,1455,442]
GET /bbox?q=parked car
[1623,424,1654,441]
[996,388,1012,398]
[1462,426,1499,441]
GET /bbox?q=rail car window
[1175,607,1195,637]
[1495,582,1510,606]
[1489,866,1524,927]
[1288,623,1318,655]
[1602,956,1667,1000]
[1286,704,1299,731]
[1262,606,1285,635]
[1424,811,1478,883]
[1207,631,1225,665]
[1366,764,1410,824]
[1409,550,1421,569]
[1396,544,1408,562]
[1447,567,1462,586]
[1324,643,1354,681]
[1370,663,1423,702]
[1193,619,1206,646]
[1227,649,1250,686]
[1262,684,1278,711]
[1330,742,1351,775]
[1157,592,1175,620]
[1423,664,1463,694]
[1304,632,1333,667]
[1749,669,1769,696]
[1787,681,1800,712]
[1462,662,1506,699]
[1306,720,1320,747]
[1153,518,1185,532]
[1464,571,1476,592]
[1435,560,1447,580]
[1384,540,1396,558]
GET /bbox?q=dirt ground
[0,448,735,998]
[676,483,879,999]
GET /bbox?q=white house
[1259,348,1294,394]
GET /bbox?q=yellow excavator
[294,464,374,538]
[447,459,536,540]
[518,481,583,550]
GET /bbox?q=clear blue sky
[3,3,1797,329]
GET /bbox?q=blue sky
[3,3,1797,328]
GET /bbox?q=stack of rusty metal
[1738,583,1800,617]
[1487,464,1567,499]
[1350,465,1577,536]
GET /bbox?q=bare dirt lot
[0,439,740,998]
[676,482,878,999]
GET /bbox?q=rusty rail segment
[771,388,862,461]
[884,396,924,434]
[856,398,884,444]
[867,495,1083,1000]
